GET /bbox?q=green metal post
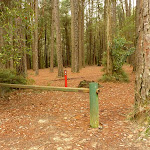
[89,82,99,128]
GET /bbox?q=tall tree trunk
[129,0,131,17]
[135,0,150,114]
[81,0,85,67]
[71,0,75,71]
[54,0,64,77]
[133,0,140,72]
[15,16,27,77]
[71,0,79,73]
[50,0,54,72]
[10,14,14,69]
[0,27,4,69]
[125,0,129,17]
[119,0,125,26]
[88,0,94,65]
[34,0,39,75]
[112,0,116,38]
[103,0,107,58]
[65,22,71,67]
[105,0,112,75]
[79,0,82,69]
[85,6,89,65]
[44,25,48,68]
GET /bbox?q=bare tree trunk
[10,17,14,69]
[54,0,64,77]
[129,0,131,16]
[71,0,75,72]
[23,48,27,77]
[44,25,48,68]
[89,0,94,65]
[132,0,140,72]
[22,29,27,76]
[79,0,82,69]
[71,0,79,73]
[135,0,150,108]
[0,27,4,69]
[31,0,35,71]
[112,0,116,38]
[125,0,129,17]
[85,6,89,65]
[81,0,85,68]
[64,21,71,66]
[15,15,27,77]
[119,0,125,25]
[74,0,79,72]
[105,0,112,75]
[50,0,54,72]
[34,0,39,75]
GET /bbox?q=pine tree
[33,0,39,75]
[135,0,150,112]
[71,0,79,72]
[54,0,64,77]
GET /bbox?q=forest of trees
[0,0,150,125]
[0,0,136,76]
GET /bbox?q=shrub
[0,69,27,84]
[101,37,135,82]
[101,69,129,82]
[0,69,29,96]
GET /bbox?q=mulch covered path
[0,65,150,150]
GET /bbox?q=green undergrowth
[0,69,27,84]
[100,69,129,82]
[0,69,34,95]
[101,37,134,83]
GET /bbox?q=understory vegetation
[0,69,27,85]
[101,38,135,82]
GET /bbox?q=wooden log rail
[0,82,100,128]
[0,83,89,93]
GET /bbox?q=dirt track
[0,65,150,150]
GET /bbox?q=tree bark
[50,0,54,72]
[105,0,112,75]
[54,0,64,77]
[81,0,85,68]
[79,0,82,69]
[0,27,4,69]
[15,16,27,77]
[125,0,129,17]
[135,0,150,108]
[71,0,79,72]
[71,0,75,71]
[10,13,14,69]
[112,0,116,37]
[129,0,131,17]
[34,0,39,75]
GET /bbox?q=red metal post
[64,70,67,87]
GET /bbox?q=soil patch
[0,65,150,150]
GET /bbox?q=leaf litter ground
[0,65,150,150]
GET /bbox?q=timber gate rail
[0,83,100,128]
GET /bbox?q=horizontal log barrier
[0,82,100,128]
[0,83,89,93]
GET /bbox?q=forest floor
[0,65,150,150]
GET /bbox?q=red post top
[64,70,67,75]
